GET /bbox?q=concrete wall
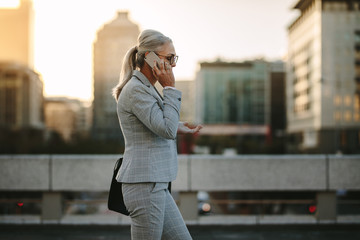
[1,154,359,192]
[0,155,50,190]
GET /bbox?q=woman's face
[156,42,177,68]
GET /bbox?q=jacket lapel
[132,70,164,109]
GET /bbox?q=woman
[112,29,201,240]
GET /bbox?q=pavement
[1,214,360,240]
[1,214,360,225]
[0,224,360,240]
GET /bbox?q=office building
[92,11,139,140]
[0,62,44,129]
[195,59,285,153]
[287,0,360,153]
[196,60,271,126]
[0,0,34,68]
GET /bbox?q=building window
[344,96,352,106]
[355,95,360,110]
[334,111,341,122]
[5,88,16,125]
[354,112,360,122]
[341,131,347,147]
[355,31,360,84]
[355,30,360,45]
[345,111,352,122]
[355,50,360,60]
[5,71,17,79]
[334,95,342,106]
[356,65,360,78]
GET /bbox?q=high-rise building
[92,11,140,140]
[0,62,44,129]
[0,0,44,153]
[0,0,34,68]
[287,0,360,153]
[0,0,43,130]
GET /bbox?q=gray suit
[116,70,180,183]
[116,70,192,240]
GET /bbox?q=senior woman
[112,29,201,240]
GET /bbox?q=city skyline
[2,0,299,101]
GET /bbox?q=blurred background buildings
[92,11,139,141]
[0,0,359,154]
[44,97,91,142]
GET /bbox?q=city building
[0,0,42,131]
[173,80,196,123]
[0,62,44,129]
[92,11,140,141]
[287,0,360,153]
[0,0,44,153]
[0,0,34,68]
[195,59,285,154]
[45,97,92,142]
[196,60,271,126]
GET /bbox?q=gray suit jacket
[116,70,182,183]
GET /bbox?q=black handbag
[108,158,130,215]
[107,157,172,215]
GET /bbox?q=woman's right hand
[153,59,175,88]
[177,122,203,135]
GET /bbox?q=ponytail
[112,46,138,100]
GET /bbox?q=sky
[2,0,300,100]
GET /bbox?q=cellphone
[145,52,161,69]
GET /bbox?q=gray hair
[112,29,172,100]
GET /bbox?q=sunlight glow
[0,0,19,8]
[30,0,297,100]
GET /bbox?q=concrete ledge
[51,155,118,191]
[1,154,359,191]
[0,155,50,191]
[172,155,189,191]
[329,155,360,190]
[190,155,327,191]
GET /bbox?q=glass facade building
[195,60,271,126]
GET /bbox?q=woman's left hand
[177,122,203,135]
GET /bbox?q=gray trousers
[122,182,192,240]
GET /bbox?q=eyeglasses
[156,53,179,65]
